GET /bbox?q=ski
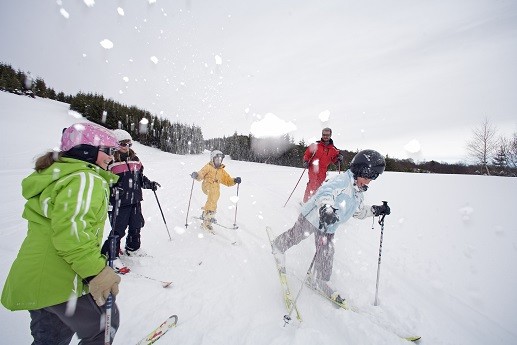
[117,267,172,288]
[265,227,302,323]
[191,217,239,245]
[303,278,349,310]
[297,276,420,342]
[131,271,173,288]
[136,314,178,344]
[192,216,238,230]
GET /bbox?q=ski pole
[285,225,327,326]
[284,248,318,326]
[284,150,317,207]
[185,178,195,228]
[283,168,306,208]
[104,189,121,345]
[233,183,240,229]
[374,201,389,306]
[153,190,172,241]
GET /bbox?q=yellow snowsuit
[195,162,236,212]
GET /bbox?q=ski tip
[404,336,421,342]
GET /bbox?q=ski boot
[201,210,216,234]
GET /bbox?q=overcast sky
[1,0,516,162]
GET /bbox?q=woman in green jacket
[1,122,122,344]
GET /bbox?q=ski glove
[191,172,198,179]
[337,154,344,163]
[302,161,309,168]
[111,187,124,199]
[372,204,391,216]
[88,266,121,306]
[234,177,241,184]
[150,181,161,191]
[319,205,339,230]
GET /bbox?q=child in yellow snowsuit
[191,150,241,231]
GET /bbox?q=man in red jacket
[302,127,342,202]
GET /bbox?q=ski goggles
[119,142,132,147]
[99,146,118,156]
[357,166,380,180]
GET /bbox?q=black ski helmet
[350,149,385,180]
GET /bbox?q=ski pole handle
[379,201,388,225]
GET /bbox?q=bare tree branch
[466,117,498,175]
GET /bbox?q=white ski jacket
[300,169,373,234]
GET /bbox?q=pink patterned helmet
[60,122,118,152]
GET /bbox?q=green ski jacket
[2,158,118,311]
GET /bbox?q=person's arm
[314,175,346,209]
[51,172,107,279]
[198,164,210,180]
[303,143,318,163]
[332,148,343,164]
[220,169,237,187]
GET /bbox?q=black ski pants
[102,202,145,256]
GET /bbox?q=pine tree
[492,145,508,175]
[34,78,47,97]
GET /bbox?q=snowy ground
[0,92,516,344]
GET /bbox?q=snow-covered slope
[0,92,516,344]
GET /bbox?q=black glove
[150,181,160,191]
[372,204,391,216]
[318,205,339,229]
[337,154,343,163]
[191,172,198,179]
[234,177,241,184]
[303,161,309,168]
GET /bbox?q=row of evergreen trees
[0,63,72,102]
[69,92,204,155]
[1,62,204,155]
[204,133,517,175]
[2,61,515,176]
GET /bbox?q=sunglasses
[99,146,118,156]
[119,142,132,147]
